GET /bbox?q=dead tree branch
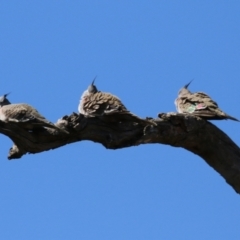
[0,112,239,194]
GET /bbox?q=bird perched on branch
[175,80,239,121]
[0,93,64,130]
[78,78,130,117]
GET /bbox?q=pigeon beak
[184,79,193,89]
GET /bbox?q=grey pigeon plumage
[175,81,239,121]
[78,79,130,117]
[0,93,63,130]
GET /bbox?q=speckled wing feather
[1,104,60,128]
[82,92,129,116]
[179,92,239,121]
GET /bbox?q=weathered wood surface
[0,112,239,194]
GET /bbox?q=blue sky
[0,1,240,239]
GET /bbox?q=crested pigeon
[0,93,64,130]
[175,81,239,121]
[79,79,130,117]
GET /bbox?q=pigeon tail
[191,110,239,122]
[225,114,240,122]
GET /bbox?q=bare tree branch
[0,112,239,194]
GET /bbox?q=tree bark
[0,112,240,194]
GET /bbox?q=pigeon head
[87,77,98,94]
[0,93,11,107]
[178,80,193,97]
